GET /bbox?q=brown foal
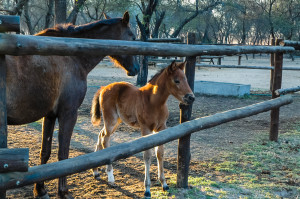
[90,61,195,197]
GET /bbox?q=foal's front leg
[155,126,169,191]
[141,128,153,198]
[155,145,169,191]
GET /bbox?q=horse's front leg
[57,110,78,199]
[34,116,56,199]
[142,128,153,198]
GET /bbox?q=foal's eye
[174,80,180,84]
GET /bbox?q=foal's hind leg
[92,117,121,184]
[34,116,56,199]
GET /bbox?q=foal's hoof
[144,190,151,198]
[94,173,101,181]
[163,185,169,191]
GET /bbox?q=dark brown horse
[6,12,139,198]
[91,61,195,198]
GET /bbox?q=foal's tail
[91,88,102,126]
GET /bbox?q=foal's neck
[145,71,171,106]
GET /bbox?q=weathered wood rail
[196,64,300,70]
[0,33,294,57]
[275,86,300,96]
[280,40,300,50]
[0,15,20,33]
[0,95,293,190]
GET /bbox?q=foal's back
[100,82,142,128]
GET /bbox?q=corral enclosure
[6,55,300,198]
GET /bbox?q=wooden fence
[0,19,296,197]
[0,95,293,190]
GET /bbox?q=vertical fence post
[177,33,196,188]
[270,38,275,91]
[270,38,283,141]
[0,55,7,199]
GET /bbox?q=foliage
[2,0,300,43]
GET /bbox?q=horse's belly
[7,97,58,125]
[6,55,63,125]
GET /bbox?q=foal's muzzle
[183,94,195,104]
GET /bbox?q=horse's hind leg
[34,116,56,199]
[155,145,169,191]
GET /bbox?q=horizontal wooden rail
[275,86,300,96]
[197,64,300,70]
[0,33,295,57]
[149,58,184,63]
[146,38,182,43]
[0,95,292,190]
[0,15,20,33]
[280,40,300,50]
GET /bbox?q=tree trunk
[44,0,55,29]
[55,0,66,25]
[66,0,86,24]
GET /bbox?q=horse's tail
[91,88,102,126]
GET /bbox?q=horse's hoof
[144,190,151,198]
[35,193,50,199]
[163,185,169,191]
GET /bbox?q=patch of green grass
[152,130,300,198]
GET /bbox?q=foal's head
[36,11,139,76]
[165,61,195,104]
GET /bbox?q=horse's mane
[148,68,166,84]
[35,18,122,36]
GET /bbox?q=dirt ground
[6,55,300,198]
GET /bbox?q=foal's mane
[35,18,122,36]
[148,68,166,84]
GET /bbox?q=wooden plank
[275,86,300,96]
[177,32,196,188]
[270,39,283,142]
[0,33,295,57]
[0,148,29,173]
[0,15,20,33]
[146,38,182,43]
[280,40,300,50]
[0,95,293,190]
[197,64,300,70]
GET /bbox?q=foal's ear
[122,11,130,25]
[103,13,111,19]
[167,61,177,74]
[178,61,187,70]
